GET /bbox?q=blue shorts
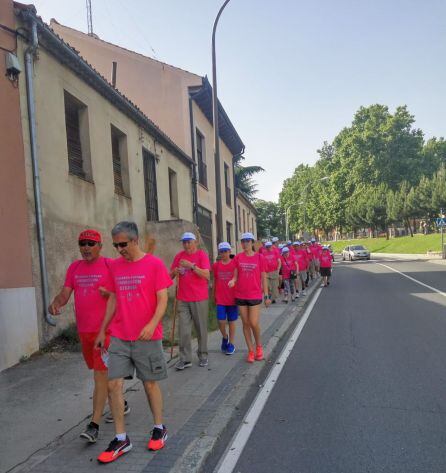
[216,305,238,322]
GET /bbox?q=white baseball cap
[265,241,272,247]
[180,232,196,241]
[281,247,290,253]
[241,232,255,241]
[218,242,231,251]
[272,236,279,242]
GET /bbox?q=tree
[254,200,285,240]
[233,154,264,200]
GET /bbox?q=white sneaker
[302,290,307,296]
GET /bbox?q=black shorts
[320,267,331,277]
[235,298,263,306]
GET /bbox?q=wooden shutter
[111,129,124,194]
[142,148,159,221]
[64,93,84,177]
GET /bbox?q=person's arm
[277,258,282,271]
[262,271,271,306]
[94,293,116,348]
[179,258,210,280]
[138,288,168,340]
[48,287,73,315]
[228,268,238,288]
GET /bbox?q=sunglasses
[219,249,230,253]
[113,241,130,249]
[79,240,98,247]
[241,239,253,243]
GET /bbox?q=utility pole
[212,0,231,244]
[86,0,93,36]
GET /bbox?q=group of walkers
[48,222,331,464]
[259,237,333,303]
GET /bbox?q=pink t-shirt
[64,256,112,333]
[272,246,281,258]
[108,254,173,341]
[310,245,322,259]
[263,249,280,272]
[258,246,267,255]
[296,250,309,271]
[213,259,236,306]
[234,252,267,300]
[171,249,210,302]
[280,254,297,279]
[319,252,332,268]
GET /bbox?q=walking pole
[169,284,179,361]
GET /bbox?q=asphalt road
[220,259,446,473]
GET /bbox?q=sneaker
[255,345,264,361]
[175,360,192,371]
[105,401,131,423]
[97,436,132,463]
[295,293,300,298]
[226,343,235,355]
[282,299,288,303]
[302,290,307,296]
[247,351,255,363]
[80,422,99,443]
[148,425,168,451]
[221,337,229,353]
[271,300,276,304]
[199,358,209,367]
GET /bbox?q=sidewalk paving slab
[3,278,321,473]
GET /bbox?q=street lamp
[212,0,232,244]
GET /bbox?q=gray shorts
[108,337,167,382]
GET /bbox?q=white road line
[376,262,446,298]
[215,288,323,473]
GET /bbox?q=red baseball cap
[78,229,102,242]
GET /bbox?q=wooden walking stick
[169,283,179,361]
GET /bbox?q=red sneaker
[255,345,264,361]
[148,425,168,451]
[97,436,132,463]
[247,351,255,363]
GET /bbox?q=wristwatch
[263,295,269,301]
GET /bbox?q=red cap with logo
[78,229,102,243]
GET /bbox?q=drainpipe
[188,95,199,225]
[24,18,55,326]
[232,147,244,247]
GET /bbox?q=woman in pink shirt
[319,246,333,287]
[280,247,298,303]
[229,232,270,363]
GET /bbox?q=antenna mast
[86,0,93,36]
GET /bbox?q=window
[224,163,231,207]
[111,125,129,196]
[196,129,207,187]
[64,90,91,179]
[168,168,179,218]
[197,205,213,261]
[142,148,159,221]
[238,205,241,231]
[226,221,232,244]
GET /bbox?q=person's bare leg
[108,378,125,434]
[91,370,108,425]
[249,305,261,347]
[218,320,228,340]
[239,307,253,352]
[228,321,236,344]
[143,380,163,425]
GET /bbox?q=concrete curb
[168,279,322,473]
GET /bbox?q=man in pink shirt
[48,229,128,443]
[170,232,211,370]
[296,242,308,296]
[95,222,173,463]
[311,240,322,275]
[263,241,281,303]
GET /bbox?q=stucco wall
[192,102,236,254]
[50,21,202,156]
[236,196,258,252]
[16,35,194,345]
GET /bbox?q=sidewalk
[2,279,320,473]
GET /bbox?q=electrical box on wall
[5,52,22,78]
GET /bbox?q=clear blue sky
[32,0,446,202]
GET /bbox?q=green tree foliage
[233,154,264,200]
[279,104,445,235]
[254,199,285,239]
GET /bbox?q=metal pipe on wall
[24,17,55,326]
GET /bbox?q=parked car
[342,245,371,261]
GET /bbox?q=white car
[342,245,371,261]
